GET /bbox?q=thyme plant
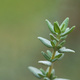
[28,17,75,80]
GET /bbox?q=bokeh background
[0,0,80,80]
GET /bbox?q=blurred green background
[0,0,80,80]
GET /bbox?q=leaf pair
[46,18,75,37]
[60,17,69,33]
[51,51,64,62]
[46,19,61,34]
[28,67,69,80]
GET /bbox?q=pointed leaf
[61,26,75,36]
[54,22,61,34]
[41,51,50,61]
[61,23,65,31]
[28,66,43,78]
[47,50,52,58]
[50,33,59,42]
[38,61,52,66]
[51,40,55,47]
[60,17,69,32]
[59,47,75,53]
[46,19,55,34]
[51,58,58,62]
[40,68,45,75]
[38,37,52,48]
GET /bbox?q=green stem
[48,49,56,78]
[48,35,60,78]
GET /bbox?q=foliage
[28,17,75,80]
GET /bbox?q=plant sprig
[28,17,75,80]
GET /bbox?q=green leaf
[55,51,64,60]
[61,26,75,36]
[57,45,62,49]
[58,40,66,47]
[38,37,52,48]
[28,66,43,79]
[51,58,58,62]
[50,33,59,42]
[59,47,75,53]
[58,53,64,60]
[38,61,52,66]
[60,17,69,32]
[41,51,50,61]
[54,78,70,80]
[47,50,52,58]
[55,53,62,58]
[51,40,56,47]
[54,22,61,34]
[61,23,65,32]
[60,35,67,40]
[40,68,45,75]
[46,19,55,34]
